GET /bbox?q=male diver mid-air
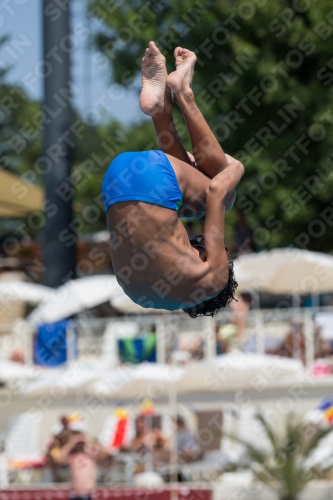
[102,41,244,317]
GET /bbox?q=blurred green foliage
[2,2,333,252]
[87,0,333,252]
[0,84,41,176]
[230,411,333,500]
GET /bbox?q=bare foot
[167,47,197,96]
[140,41,170,116]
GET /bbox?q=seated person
[267,322,306,362]
[123,415,168,472]
[87,439,114,469]
[46,416,85,482]
[176,415,202,463]
[229,292,251,341]
[46,417,112,499]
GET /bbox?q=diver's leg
[140,41,192,165]
[152,107,193,166]
[167,47,230,179]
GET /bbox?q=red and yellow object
[324,406,333,423]
[109,407,129,449]
[140,399,155,416]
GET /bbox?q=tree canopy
[0,34,41,176]
[88,0,333,252]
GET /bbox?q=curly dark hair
[183,235,238,318]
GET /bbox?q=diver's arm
[203,160,244,289]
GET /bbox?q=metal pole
[292,292,302,359]
[144,415,153,472]
[204,316,216,359]
[42,0,76,287]
[169,378,178,485]
[304,310,315,369]
[311,292,320,314]
[66,321,76,365]
[253,292,264,354]
[156,316,166,364]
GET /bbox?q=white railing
[0,304,331,367]
[65,305,333,369]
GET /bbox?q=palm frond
[226,410,333,500]
[285,413,302,448]
[302,425,333,458]
[255,411,281,458]
[223,431,268,464]
[252,465,277,486]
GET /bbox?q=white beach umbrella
[177,352,304,394]
[0,359,38,383]
[27,275,122,326]
[0,281,52,305]
[92,362,185,399]
[234,248,333,295]
[110,290,166,314]
[24,362,102,398]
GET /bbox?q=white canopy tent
[0,359,38,383]
[91,362,185,399]
[24,364,102,398]
[110,290,167,314]
[234,248,333,295]
[27,274,161,324]
[27,275,122,326]
[233,249,333,364]
[0,167,43,218]
[22,354,303,401]
[0,281,52,305]
[177,352,304,394]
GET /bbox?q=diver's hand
[206,159,244,200]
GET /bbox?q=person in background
[69,438,113,498]
[186,335,204,360]
[9,349,25,364]
[124,415,168,472]
[313,325,333,358]
[185,293,250,359]
[176,415,202,463]
[151,415,202,472]
[46,416,112,499]
[229,293,251,342]
[88,439,114,469]
[267,322,306,362]
[68,447,97,500]
[126,415,148,456]
[267,323,332,363]
[187,320,235,359]
[46,416,84,482]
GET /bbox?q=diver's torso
[107,200,197,310]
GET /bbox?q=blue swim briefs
[101,150,183,214]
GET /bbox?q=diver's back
[107,200,189,309]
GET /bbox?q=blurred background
[1,1,333,499]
